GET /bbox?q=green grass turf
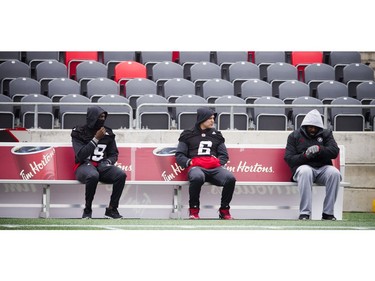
[0,212,374,230]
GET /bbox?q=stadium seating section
[0,51,374,131]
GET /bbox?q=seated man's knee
[118,171,127,182]
[86,172,99,184]
[189,169,205,185]
[298,165,313,176]
[295,165,313,181]
[226,174,236,185]
[329,167,341,180]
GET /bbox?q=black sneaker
[322,213,336,221]
[298,214,310,220]
[82,208,92,219]
[104,207,123,219]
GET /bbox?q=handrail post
[323,106,328,129]
[230,105,234,130]
[34,104,39,128]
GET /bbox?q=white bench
[0,143,349,220]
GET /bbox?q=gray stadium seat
[190,61,221,96]
[97,95,132,129]
[190,61,221,82]
[163,78,196,121]
[370,99,375,130]
[174,94,207,129]
[59,94,91,129]
[356,81,375,104]
[266,62,298,97]
[215,95,248,130]
[254,51,286,81]
[316,80,348,104]
[0,52,21,62]
[240,78,272,104]
[253,96,287,130]
[163,78,195,103]
[35,60,68,95]
[8,77,41,102]
[24,51,60,79]
[136,94,170,129]
[354,81,375,124]
[76,61,108,96]
[291,96,324,129]
[0,60,30,96]
[330,97,364,131]
[0,94,15,129]
[228,61,260,97]
[47,77,80,103]
[152,61,184,95]
[125,78,157,114]
[278,80,310,104]
[152,61,183,81]
[304,63,335,97]
[328,51,361,82]
[86,77,119,102]
[139,51,173,79]
[20,94,54,129]
[342,63,374,98]
[202,78,234,103]
[179,51,212,80]
[278,80,310,121]
[214,51,249,80]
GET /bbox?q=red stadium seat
[291,51,323,81]
[114,61,147,95]
[64,51,99,80]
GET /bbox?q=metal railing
[1,101,375,130]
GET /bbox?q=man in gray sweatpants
[284,109,341,220]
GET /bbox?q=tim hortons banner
[0,143,340,182]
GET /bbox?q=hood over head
[195,107,217,127]
[301,109,324,129]
[86,106,108,129]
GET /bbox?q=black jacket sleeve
[175,141,191,168]
[217,143,229,165]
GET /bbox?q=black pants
[75,162,127,209]
[187,166,236,209]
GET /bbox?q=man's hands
[305,145,320,159]
[95,127,106,140]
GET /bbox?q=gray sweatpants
[293,165,342,216]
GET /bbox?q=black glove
[305,145,320,159]
[100,159,112,166]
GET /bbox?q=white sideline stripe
[0,204,299,210]
[0,204,174,209]
[1,224,375,230]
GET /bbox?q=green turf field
[0,212,374,230]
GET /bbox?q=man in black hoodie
[284,109,341,221]
[175,107,236,219]
[71,106,126,219]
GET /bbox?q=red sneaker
[219,208,233,220]
[189,208,200,219]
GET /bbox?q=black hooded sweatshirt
[284,109,340,178]
[71,106,119,166]
[175,107,229,168]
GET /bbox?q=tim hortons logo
[160,160,274,181]
[225,161,274,173]
[162,162,186,181]
[19,148,56,180]
[114,162,132,172]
